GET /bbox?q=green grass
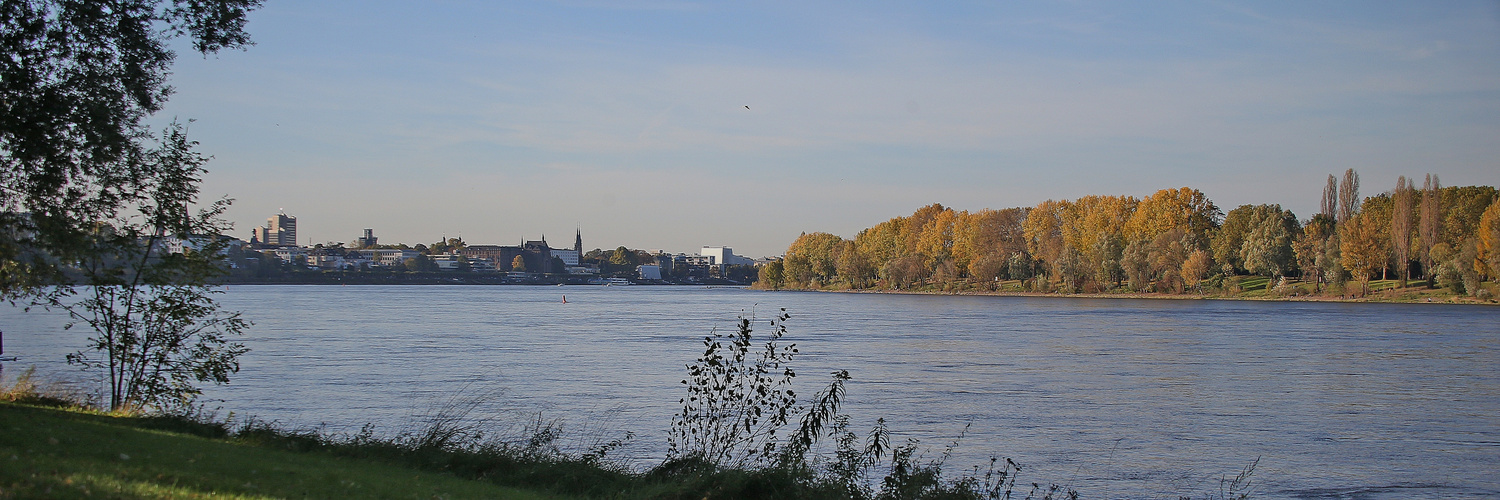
[0,402,566,499]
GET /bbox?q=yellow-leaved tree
[1023,199,1070,282]
[1124,187,1220,244]
[1340,211,1384,296]
[783,232,846,287]
[1479,198,1500,279]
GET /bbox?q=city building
[552,229,583,266]
[700,246,755,266]
[364,248,420,267]
[252,213,297,247]
[459,235,560,273]
[356,228,378,248]
[272,246,307,264]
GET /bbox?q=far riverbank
[758,276,1500,306]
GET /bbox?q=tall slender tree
[1322,175,1339,220]
[1419,174,1442,283]
[1337,169,1361,224]
[1391,176,1414,286]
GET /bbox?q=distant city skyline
[156,1,1500,257]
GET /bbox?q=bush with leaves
[667,309,801,467]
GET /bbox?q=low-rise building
[363,248,421,267]
[273,246,307,264]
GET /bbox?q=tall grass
[0,366,94,409]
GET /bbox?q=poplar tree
[1321,175,1339,220]
[1338,169,1361,224]
[1391,176,1414,286]
[1419,174,1442,283]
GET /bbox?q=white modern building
[700,246,755,266]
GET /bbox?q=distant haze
[159,2,1500,257]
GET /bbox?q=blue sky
[158,1,1500,257]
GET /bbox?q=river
[2,285,1497,499]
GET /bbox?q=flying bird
[745,105,750,110]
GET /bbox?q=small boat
[605,278,634,286]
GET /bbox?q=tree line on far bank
[756,171,1500,299]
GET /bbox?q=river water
[2,285,1497,499]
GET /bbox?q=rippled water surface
[4,285,1498,499]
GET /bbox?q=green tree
[59,124,249,412]
[1439,185,1499,249]
[1360,194,1395,279]
[756,260,785,289]
[405,254,437,272]
[1294,215,1335,291]
[2,0,262,302]
[1212,205,1257,274]
[1121,240,1152,292]
[1240,205,1299,278]
[428,237,466,255]
[609,246,634,266]
[1013,252,1036,279]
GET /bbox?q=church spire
[574,228,582,253]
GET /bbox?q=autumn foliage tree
[766,179,1495,298]
[783,232,844,287]
[1340,211,1384,296]
[1480,200,1500,279]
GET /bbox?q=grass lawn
[0,402,566,499]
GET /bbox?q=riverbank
[760,277,1500,306]
[219,273,750,283]
[218,271,748,287]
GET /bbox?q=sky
[156,1,1500,258]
